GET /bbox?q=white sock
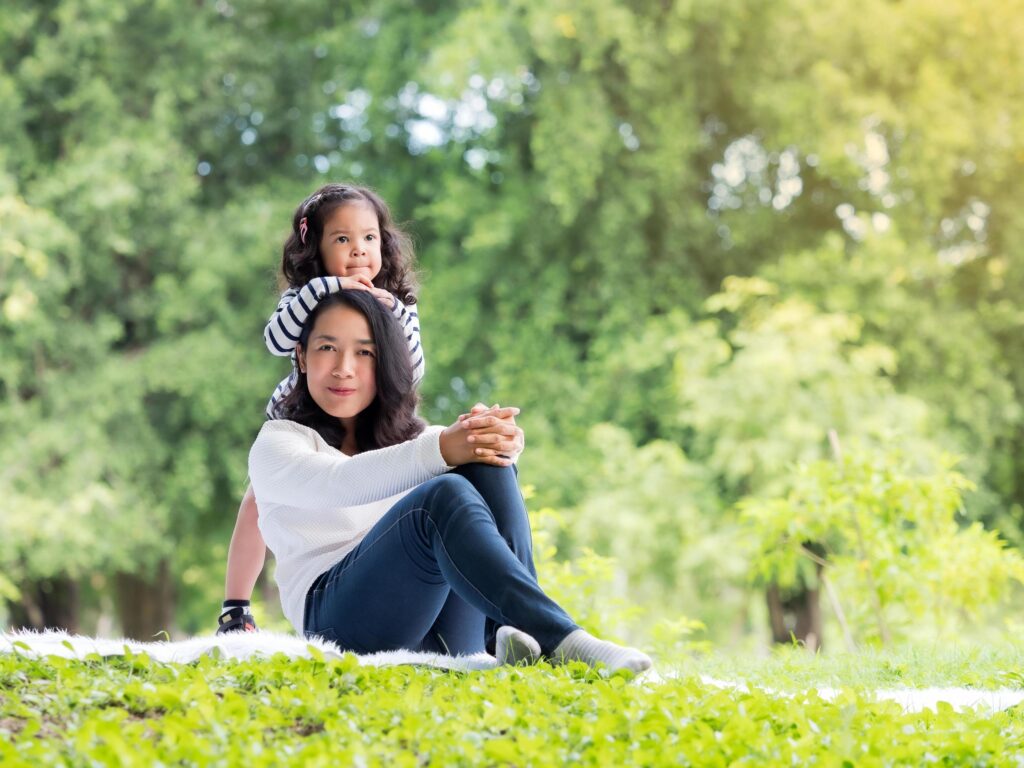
[495,626,541,666]
[552,629,652,674]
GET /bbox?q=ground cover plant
[2,646,1024,766]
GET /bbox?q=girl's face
[297,304,378,427]
[319,201,383,282]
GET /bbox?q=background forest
[2,0,1024,652]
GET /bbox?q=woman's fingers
[466,429,518,444]
[473,450,515,466]
[472,439,518,453]
[460,409,520,429]
[466,424,522,442]
[468,426,523,459]
[458,403,490,422]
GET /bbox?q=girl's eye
[365,234,375,241]
[336,236,348,243]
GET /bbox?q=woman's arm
[224,485,266,599]
[250,414,523,512]
[249,421,451,510]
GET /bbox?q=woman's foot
[495,626,541,665]
[552,629,652,674]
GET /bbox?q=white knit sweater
[248,419,451,632]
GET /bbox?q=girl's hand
[440,405,523,467]
[339,276,374,292]
[369,287,398,310]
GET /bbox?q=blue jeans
[303,464,579,655]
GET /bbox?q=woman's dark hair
[281,182,418,305]
[276,290,425,452]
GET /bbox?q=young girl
[248,289,652,672]
[217,183,425,634]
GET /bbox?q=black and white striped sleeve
[265,371,297,420]
[263,277,345,356]
[389,296,425,385]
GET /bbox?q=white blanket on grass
[3,630,1022,713]
[0,629,498,671]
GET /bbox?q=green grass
[1,646,1023,766]
[670,643,1024,691]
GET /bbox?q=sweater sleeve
[249,421,450,511]
[264,277,345,356]
[389,296,425,385]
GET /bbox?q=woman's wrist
[438,427,458,467]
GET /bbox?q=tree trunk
[766,568,824,652]
[115,559,175,640]
[7,576,81,633]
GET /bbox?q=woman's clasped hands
[440,403,524,467]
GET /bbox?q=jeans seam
[323,507,443,593]
[423,514,513,628]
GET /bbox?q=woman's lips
[328,387,356,396]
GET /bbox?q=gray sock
[495,626,541,666]
[552,629,652,674]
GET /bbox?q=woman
[248,290,651,673]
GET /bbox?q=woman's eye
[358,349,375,357]
[317,344,334,352]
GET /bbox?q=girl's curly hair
[281,183,418,304]
[276,290,424,452]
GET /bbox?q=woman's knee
[420,473,479,517]
[426,472,475,496]
[453,463,517,485]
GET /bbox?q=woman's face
[297,304,377,425]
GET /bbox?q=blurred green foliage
[742,445,1024,646]
[2,0,1023,645]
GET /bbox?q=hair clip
[299,216,309,245]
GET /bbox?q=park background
[2,0,1023,654]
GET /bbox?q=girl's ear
[296,343,306,373]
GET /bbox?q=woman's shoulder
[255,419,328,450]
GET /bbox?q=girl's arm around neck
[248,420,449,511]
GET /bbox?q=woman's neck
[339,417,358,456]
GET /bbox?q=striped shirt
[264,277,424,418]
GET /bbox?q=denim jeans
[303,464,579,655]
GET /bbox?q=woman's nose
[333,353,355,377]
